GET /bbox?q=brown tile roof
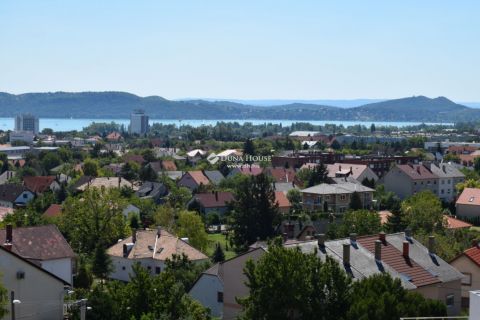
[23,176,56,193]
[106,131,122,141]
[444,215,472,229]
[43,204,63,218]
[396,164,437,180]
[194,192,234,208]
[239,166,263,176]
[268,168,297,183]
[124,154,146,165]
[357,235,441,288]
[275,191,291,208]
[0,184,31,203]
[161,160,177,171]
[187,171,210,186]
[327,163,371,180]
[461,246,480,267]
[107,229,208,261]
[447,146,478,154]
[456,188,480,206]
[0,224,75,260]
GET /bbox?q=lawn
[206,233,237,260]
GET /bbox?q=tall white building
[129,109,149,134]
[15,113,39,134]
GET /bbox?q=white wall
[41,258,73,285]
[0,250,66,320]
[109,256,165,282]
[189,274,223,318]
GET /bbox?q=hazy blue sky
[1,1,479,101]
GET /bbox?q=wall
[41,258,73,285]
[415,279,462,316]
[0,250,65,320]
[450,255,480,303]
[456,203,480,219]
[383,169,413,199]
[109,256,165,282]
[189,274,223,318]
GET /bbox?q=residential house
[106,131,123,143]
[456,188,480,219]
[135,181,168,203]
[383,164,439,199]
[301,182,374,213]
[124,154,146,166]
[107,228,208,282]
[204,170,225,185]
[287,233,463,316]
[275,191,291,214]
[266,167,298,184]
[189,248,266,319]
[0,170,15,185]
[450,245,480,308]
[444,215,472,230]
[104,163,124,176]
[43,204,62,219]
[178,171,210,191]
[227,165,263,177]
[271,151,344,169]
[0,245,69,320]
[326,163,379,184]
[23,176,60,194]
[428,162,465,202]
[161,160,177,171]
[189,191,234,215]
[0,224,76,284]
[186,149,206,164]
[75,177,136,192]
[0,184,35,208]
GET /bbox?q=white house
[0,245,69,320]
[107,228,208,282]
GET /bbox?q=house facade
[456,188,480,219]
[450,245,480,309]
[383,164,439,199]
[0,184,35,208]
[428,163,465,202]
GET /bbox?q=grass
[206,233,237,260]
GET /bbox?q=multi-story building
[428,162,465,202]
[271,151,345,169]
[383,164,439,199]
[344,155,420,178]
[129,109,149,134]
[15,113,39,134]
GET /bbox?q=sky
[1,1,479,101]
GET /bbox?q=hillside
[0,92,478,122]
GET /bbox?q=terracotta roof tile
[444,215,472,229]
[268,168,297,183]
[161,160,177,171]
[396,164,437,180]
[456,188,480,206]
[187,171,210,186]
[43,204,63,218]
[23,176,56,193]
[463,246,480,267]
[194,192,234,208]
[275,191,291,208]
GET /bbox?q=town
[2,111,480,319]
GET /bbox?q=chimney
[132,229,137,243]
[350,233,357,244]
[6,224,12,243]
[317,233,326,247]
[123,244,128,257]
[215,191,218,202]
[403,241,409,258]
[157,226,161,237]
[375,240,382,261]
[343,243,350,266]
[339,165,342,171]
[379,231,386,243]
[428,235,436,254]
[350,166,353,175]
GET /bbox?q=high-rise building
[129,109,149,135]
[15,113,39,134]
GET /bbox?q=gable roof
[429,163,465,179]
[267,168,297,183]
[301,182,374,195]
[107,228,208,261]
[275,191,291,208]
[204,170,225,185]
[0,184,32,203]
[0,224,75,261]
[184,171,210,186]
[456,188,480,206]
[161,160,177,171]
[444,215,472,229]
[460,246,480,268]
[193,192,234,208]
[396,164,438,180]
[124,154,146,165]
[43,204,63,218]
[76,177,136,191]
[326,163,378,180]
[0,245,70,285]
[23,176,57,193]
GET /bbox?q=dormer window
[469,197,475,202]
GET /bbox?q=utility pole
[10,291,16,320]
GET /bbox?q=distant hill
[0,92,478,122]
[187,98,385,108]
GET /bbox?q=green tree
[121,161,140,181]
[338,210,381,237]
[74,256,93,289]
[243,138,256,156]
[347,273,446,320]
[0,153,8,174]
[401,191,443,233]
[83,158,99,177]
[0,273,8,318]
[92,243,113,282]
[349,192,363,210]
[230,173,280,251]
[239,242,351,320]
[211,242,225,263]
[41,152,62,172]
[456,178,480,194]
[139,165,158,182]
[177,211,208,251]
[286,189,303,213]
[297,163,329,187]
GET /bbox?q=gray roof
[135,181,168,200]
[301,182,374,195]
[204,170,224,185]
[273,182,299,193]
[429,163,465,179]
[162,171,183,180]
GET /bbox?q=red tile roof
[456,188,480,206]
[23,176,56,193]
[124,154,146,165]
[444,215,472,229]
[239,166,263,176]
[187,171,210,186]
[194,192,234,208]
[462,246,480,267]
[396,164,437,180]
[268,168,296,183]
[106,131,122,141]
[0,224,75,260]
[161,160,177,171]
[357,235,441,288]
[43,204,63,218]
[275,191,291,208]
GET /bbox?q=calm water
[0,118,453,132]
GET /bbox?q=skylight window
[469,197,475,202]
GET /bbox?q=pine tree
[92,243,113,282]
[243,138,255,156]
[349,192,363,210]
[212,242,225,263]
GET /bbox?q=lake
[0,118,453,132]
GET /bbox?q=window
[155,267,161,274]
[23,193,28,199]
[448,180,451,184]
[446,294,455,308]
[217,292,224,303]
[340,195,347,201]
[414,182,417,186]
[122,266,126,270]
[462,273,472,286]
[441,189,444,194]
